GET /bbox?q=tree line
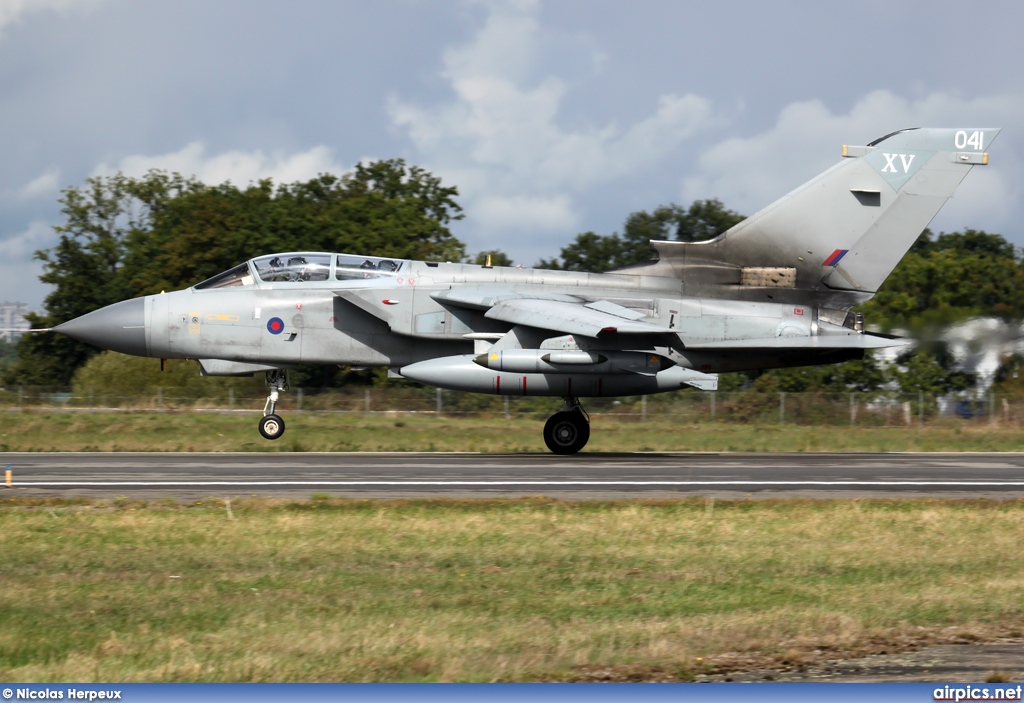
[9,161,465,386]
[5,162,1023,396]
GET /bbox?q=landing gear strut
[543,397,590,455]
[259,369,288,440]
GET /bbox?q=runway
[4,451,1024,499]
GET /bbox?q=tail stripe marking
[822,249,849,267]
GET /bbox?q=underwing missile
[472,349,672,375]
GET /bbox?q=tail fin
[651,128,1000,295]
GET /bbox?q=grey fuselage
[115,255,863,379]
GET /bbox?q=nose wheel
[543,398,590,455]
[259,413,286,440]
[259,369,289,440]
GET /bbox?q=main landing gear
[259,369,288,440]
[543,397,590,455]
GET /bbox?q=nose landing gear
[543,397,590,455]
[259,369,288,440]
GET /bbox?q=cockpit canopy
[334,253,402,280]
[193,252,407,290]
[253,253,332,283]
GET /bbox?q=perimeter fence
[0,385,1018,426]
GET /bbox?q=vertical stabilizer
[817,128,997,292]
[650,128,1000,296]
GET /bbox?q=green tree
[892,348,975,395]
[10,173,177,386]
[674,198,746,242]
[863,229,1024,329]
[537,231,631,273]
[615,205,687,266]
[123,160,465,297]
[540,199,744,272]
[991,353,1024,394]
[0,338,17,380]
[14,161,465,385]
[753,356,886,393]
[72,352,263,406]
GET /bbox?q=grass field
[1,411,1024,452]
[2,497,1023,682]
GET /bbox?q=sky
[1,0,1022,308]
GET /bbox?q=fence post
[641,395,647,422]
[436,387,442,414]
[779,392,785,424]
[364,388,371,414]
[849,393,855,426]
[710,392,716,421]
[504,395,510,420]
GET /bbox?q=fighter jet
[53,127,999,453]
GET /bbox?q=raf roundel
[266,317,285,335]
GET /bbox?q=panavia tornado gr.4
[53,127,999,453]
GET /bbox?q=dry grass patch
[1,498,1024,681]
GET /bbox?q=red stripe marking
[522,375,527,396]
[822,249,848,266]
[496,375,500,395]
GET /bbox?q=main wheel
[259,414,286,440]
[543,410,590,455]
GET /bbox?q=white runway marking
[14,480,1024,487]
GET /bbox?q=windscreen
[194,263,255,290]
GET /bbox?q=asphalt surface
[4,451,1024,500]
[696,640,1024,683]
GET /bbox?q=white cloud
[682,90,1024,234]
[0,0,103,41]
[92,142,347,186]
[18,168,60,199]
[0,229,50,304]
[473,194,578,233]
[389,0,718,242]
[0,220,53,261]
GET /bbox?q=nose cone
[54,297,148,356]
